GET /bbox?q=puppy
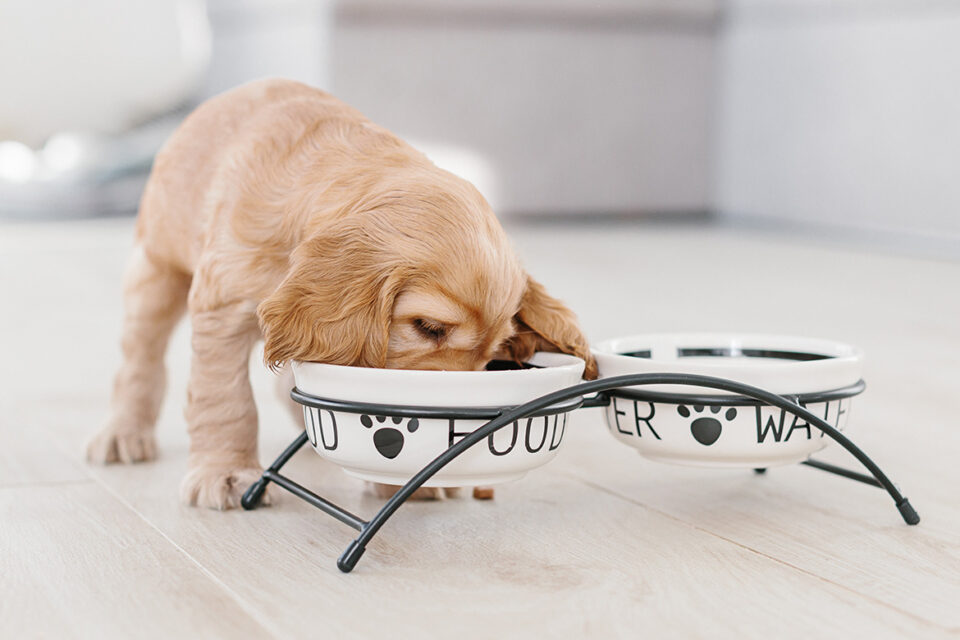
[87,79,596,509]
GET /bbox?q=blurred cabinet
[206,0,718,216]
[330,0,719,216]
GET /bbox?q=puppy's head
[258,180,596,377]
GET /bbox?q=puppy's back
[135,79,370,272]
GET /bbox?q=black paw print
[677,405,738,446]
[361,414,420,459]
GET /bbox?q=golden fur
[87,79,595,509]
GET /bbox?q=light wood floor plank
[0,483,274,640]
[0,415,90,487]
[558,407,960,631]
[71,434,949,640]
[35,376,949,639]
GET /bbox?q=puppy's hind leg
[88,246,190,464]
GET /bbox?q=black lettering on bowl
[489,422,519,456]
[304,407,338,451]
[611,397,630,435]
[524,417,549,453]
[755,399,848,443]
[548,413,567,451]
[634,401,659,439]
[755,406,786,443]
[448,418,470,449]
[610,398,660,439]
[444,413,570,455]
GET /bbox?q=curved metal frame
[241,373,919,574]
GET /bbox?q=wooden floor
[2,218,958,639]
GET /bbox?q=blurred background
[1,0,957,256]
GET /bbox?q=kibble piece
[472,486,495,500]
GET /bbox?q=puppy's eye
[412,318,448,341]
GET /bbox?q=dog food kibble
[473,486,495,500]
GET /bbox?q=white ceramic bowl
[592,333,864,468]
[291,352,586,487]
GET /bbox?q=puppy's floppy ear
[499,274,597,379]
[258,218,405,370]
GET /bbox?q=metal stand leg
[754,461,918,524]
[242,431,309,510]
[801,458,882,487]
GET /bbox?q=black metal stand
[242,373,919,573]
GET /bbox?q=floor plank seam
[35,423,282,640]
[80,469,283,640]
[0,479,96,490]
[558,470,950,633]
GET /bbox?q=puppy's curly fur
[87,79,595,509]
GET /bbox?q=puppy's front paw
[181,463,269,510]
[86,428,157,464]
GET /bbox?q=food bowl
[291,352,586,487]
[592,333,865,468]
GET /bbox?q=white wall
[715,0,960,241]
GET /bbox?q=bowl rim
[592,332,863,368]
[292,351,584,379]
[603,378,866,407]
[291,387,585,419]
[291,351,587,406]
[591,332,864,396]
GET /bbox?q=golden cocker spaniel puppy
[87,79,595,509]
